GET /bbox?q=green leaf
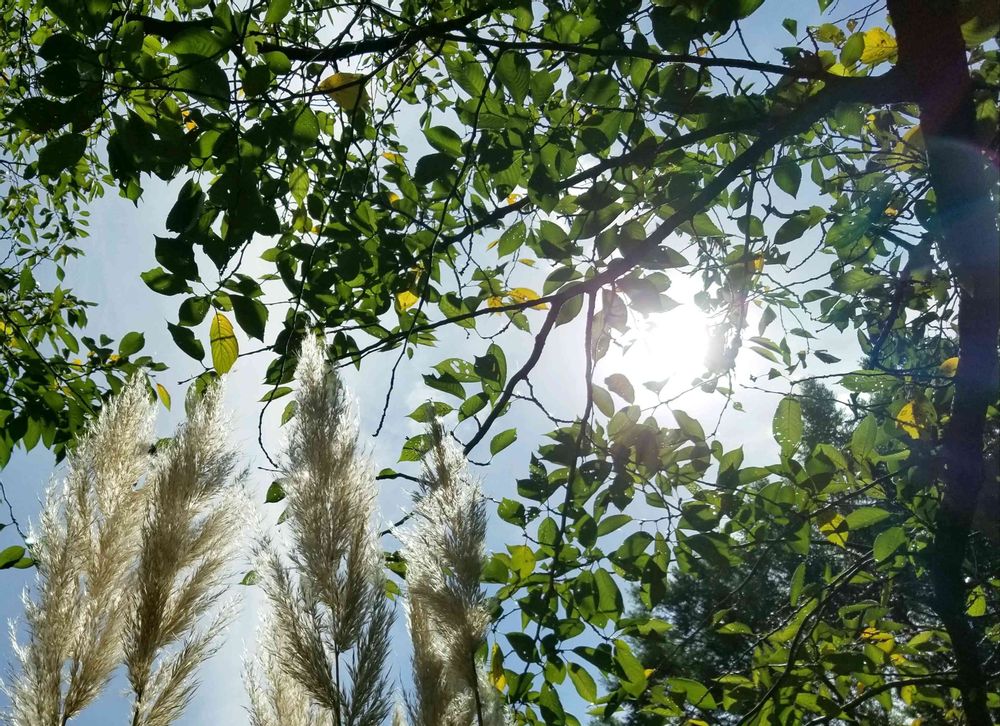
[613,639,647,695]
[849,418,878,466]
[490,428,517,455]
[789,562,806,605]
[265,481,286,503]
[178,296,211,326]
[400,434,433,462]
[230,295,268,341]
[414,153,454,184]
[832,268,883,293]
[291,105,319,144]
[165,28,225,57]
[263,51,291,74]
[166,180,205,233]
[174,55,231,111]
[458,392,489,421]
[497,52,531,105]
[508,544,535,578]
[141,267,191,296]
[841,32,865,65]
[425,125,463,158]
[264,0,292,23]
[289,166,309,205]
[168,322,205,361]
[240,570,260,585]
[604,373,634,404]
[773,396,803,456]
[0,545,25,569]
[773,159,802,197]
[966,586,987,617]
[37,133,86,176]
[568,663,598,703]
[407,401,452,422]
[118,331,145,357]
[873,526,905,563]
[844,506,890,530]
[774,213,811,245]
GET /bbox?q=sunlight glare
[613,303,713,394]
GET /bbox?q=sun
[609,303,714,394]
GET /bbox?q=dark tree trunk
[887,2,1000,724]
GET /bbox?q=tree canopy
[0,0,998,723]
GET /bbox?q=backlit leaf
[397,290,419,311]
[939,356,959,377]
[209,312,238,374]
[318,72,368,111]
[861,27,897,65]
[156,383,171,410]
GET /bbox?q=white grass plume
[3,379,154,726]
[399,422,505,726]
[250,336,394,726]
[124,385,245,726]
[245,619,322,726]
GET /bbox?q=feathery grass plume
[244,620,322,726]
[4,379,154,726]
[124,384,245,726]
[400,422,506,726]
[253,335,394,726]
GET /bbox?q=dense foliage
[0,0,997,723]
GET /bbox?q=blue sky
[0,0,882,722]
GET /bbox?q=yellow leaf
[696,46,709,56]
[156,383,171,410]
[752,254,765,273]
[901,685,916,705]
[382,151,403,164]
[318,72,369,111]
[396,290,419,311]
[508,287,549,310]
[71,358,83,367]
[893,125,925,171]
[487,295,505,310]
[819,511,849,548]
[387,192,400,204]
[861,626,895,652]
[209,312,239,374]
[185,120,198,131]
[108,353,120,364]
[939,356,959,377]
[506,193,519,204]
[518,258,536,267]
[643,668,655,677]
[897,401,921,439]
[861,27,897,65]
[884,206,899,217]
[490,643,506,692]
[899,125,924,150]
[486,239,500,250]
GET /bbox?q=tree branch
[888,2,1000,723]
